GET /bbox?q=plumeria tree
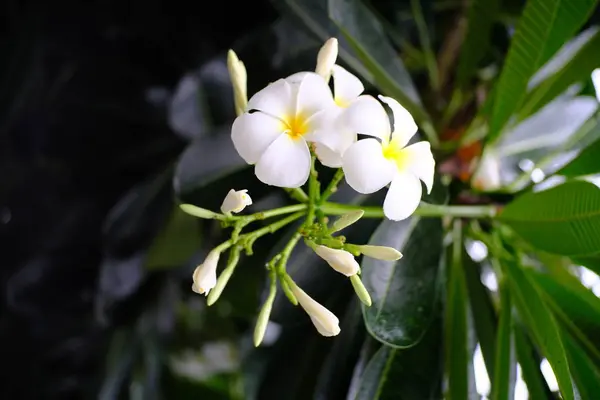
[98,0,600,398]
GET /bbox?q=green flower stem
[234,203,308,222]
[241,212,305,249]
[276,232,302,305]
[320,202,497,218]
[319,169,345,203]
[305,154,319,227]
[285,187,309,203]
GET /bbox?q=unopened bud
[472,151,502,191]
[192,250,221,296]
[227,49,248,115]
[350,274,372,307]
[315,38,338,82]
[207,247,241,306]
[220,189,252,214]
[180,203,221,220]
[358,245,403,261]
[331,210,364,233]
[313,245,360,276]
[288,279,341,337]
[254,285,276,347]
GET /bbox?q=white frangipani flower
[289,280,341,337]
[231,73,335,188]
[220,189,252,214]
[192,250,220,296]
[592,69,600,102]
[342,95,435,221]
[313,245,360,276]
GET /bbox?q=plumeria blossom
[342,95,435,221]
[220,189,252,214]
[231,73,335,188]
[192,250,220,296]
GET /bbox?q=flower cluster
[180,38,436,345]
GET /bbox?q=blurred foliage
[4,0,600,399]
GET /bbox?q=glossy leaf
[361,217,443,348]
[499,181,600,256]
[487,0,598,142]
[328,0,436,143]
[513,326,553,399]
[558,136,600,177]
[456,0,499,85]
[463,251,498,378]
[491,281,515,400]
[145,206,202,270]
[445,221,469,400]
[503,260,574,400]
[519,28,600,120]
[564,330,600,400]
[353,318,443,400]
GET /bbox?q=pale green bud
[254,289,276,347]
[350,274,372,307]
[331,210,364,233]
[179,203,222,220]
[227,49,248,116]
[207,247,241,305]
[358,245,403,261]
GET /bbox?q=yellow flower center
[283,114,309,140]
[335,96,350,108]
[382,140,410,171]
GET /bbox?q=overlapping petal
[231,112,285,164]
[296,72,335,117]
[247,79,294,117]
[341,95,391,141]
[332,65,364,106]
[342,138,395,193]
[383,172,422,221]
[255,134,311,188]
[378,95,418,147]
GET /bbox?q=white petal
[247,79,294,118]
[592,68,600,102]
[341,95,391,141]
[342,138,395,194]
[231,112,285,164]
[296,72,335,118]
[400,141,435,193]
[285,71,310,85]
[332,64,364,106]
[255,134,311,188]
[378,95,418,148]
[383,172,422,221]
[315,143,343,168]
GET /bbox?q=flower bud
[472,151,502,191]
[220,189,252,214]
[254,287,276,347]
[180,203,221,220]
[331,210,364,233]
[350,274,372,306]
[288,280,341,337]
[313,245,360,276]
[315,38,338,82]
[593,68,600,102]
[227,49,248,116]
[192,250,220,296]
[358,245,403,261]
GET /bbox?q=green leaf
[353,318,443,400]
[513,326,553,399]
[456,0,499,85]
[491,280,515,400]
[328,0,437,145]
[445,221,469,400]
[573,254,600,275]
[499,181,600,256]
[503,260,574,400]
[558,136,600,178]
[564,330,600,400]
[487,0,598,142]
[463,251,498,379]
[361,217,443,348]
[145,206,202,270]
[519,28,600,120]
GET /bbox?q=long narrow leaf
[487,0,598,143]
[491,280,515,400]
